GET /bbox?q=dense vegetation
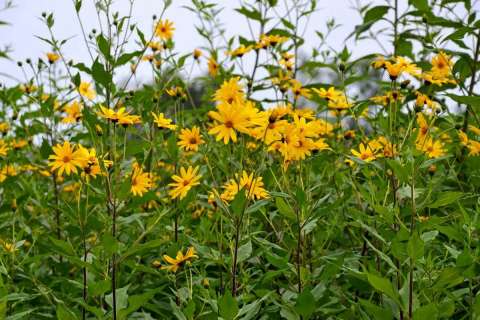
[0,0,480,319]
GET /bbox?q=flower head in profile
[165,86,186,99]
[78,82,96,100]
[0,140,9,157]
[47,52,60,64]
[48,141,85,176]
[193,49,202,61]
[155,19,175,40]
[208,57,219,77]
[98,106,140,126]
[151,112,176,130]
[130,164,153,197]
[168,166,202,200]
[227,45,253,58]
[178,126,204,152]
[161,247,198,272]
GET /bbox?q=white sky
[0,0,386,86]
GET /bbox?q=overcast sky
[0,0,392,85]
[1,0,477,88]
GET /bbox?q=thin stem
[463,30,480,131]
[408,161,416,320]
[111,123,117,320]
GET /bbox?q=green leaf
[433,268,464,289]
[413,304,438,319]
[409,0,430,11]
[219,292,238,320]
[75,0,82,12]
[0,276,7,319]
[96,34,111,61]
[49,237,76,256]
[294,290,315,319]
[101,234,119,255]
[56,304,78,320]
[235,7,262,22]
[237,240,252,263]
[360,299,393,320]
[407,232,424,261]
[105,286,129,311]
[428,191,463,208]
[231,189,247,216]
[364,6,390,24]
[115,50,143,67]
[447,94,480,106]
[92,58,112,88]
[275,197,296,220]
[40,139,52,159]
[386,159,408,184]
[366,273,403,308]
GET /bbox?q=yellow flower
[0,140,9,157]
[78,82,96,100]
[98,106,140,125]
[0,122,9,133]
[178,126,204,152]
[20,83,37,94]
[227,45,253,58]
[208,57,219,77]
[75,145,102,180]
[62,100,83,123]
[193,49,202,60]
[289,80,311,99]
[213,77,245,104]
[47,52,60,64]
[468,125,480,136]
[130,164,153,197]
[220,171,269,202]
[370,91,403,107]
[98,106,117,121]
[372,55,387,69]
[148,41,163,52]
[165,86,186,98]
[257,34,288,49]
[420,51,456,86]
[0,165,17,182]
[155,19,175,40]
[458,130,469,146]
[208,102,255,144]
[168,166,202,200]
[313,87,342,101]
[417,137,445,158]
[385,61,403,80]
[467,140,480,156]
[393,56,421,77]
[48,141,85,176]
[431,51,453,78]
[415,113,433,144]
[151,112,176,130]
[10,139,28,150]
[351,143,377,162]
[161,247,198,272]
[118,114,141,127]
[1,240,16,253]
